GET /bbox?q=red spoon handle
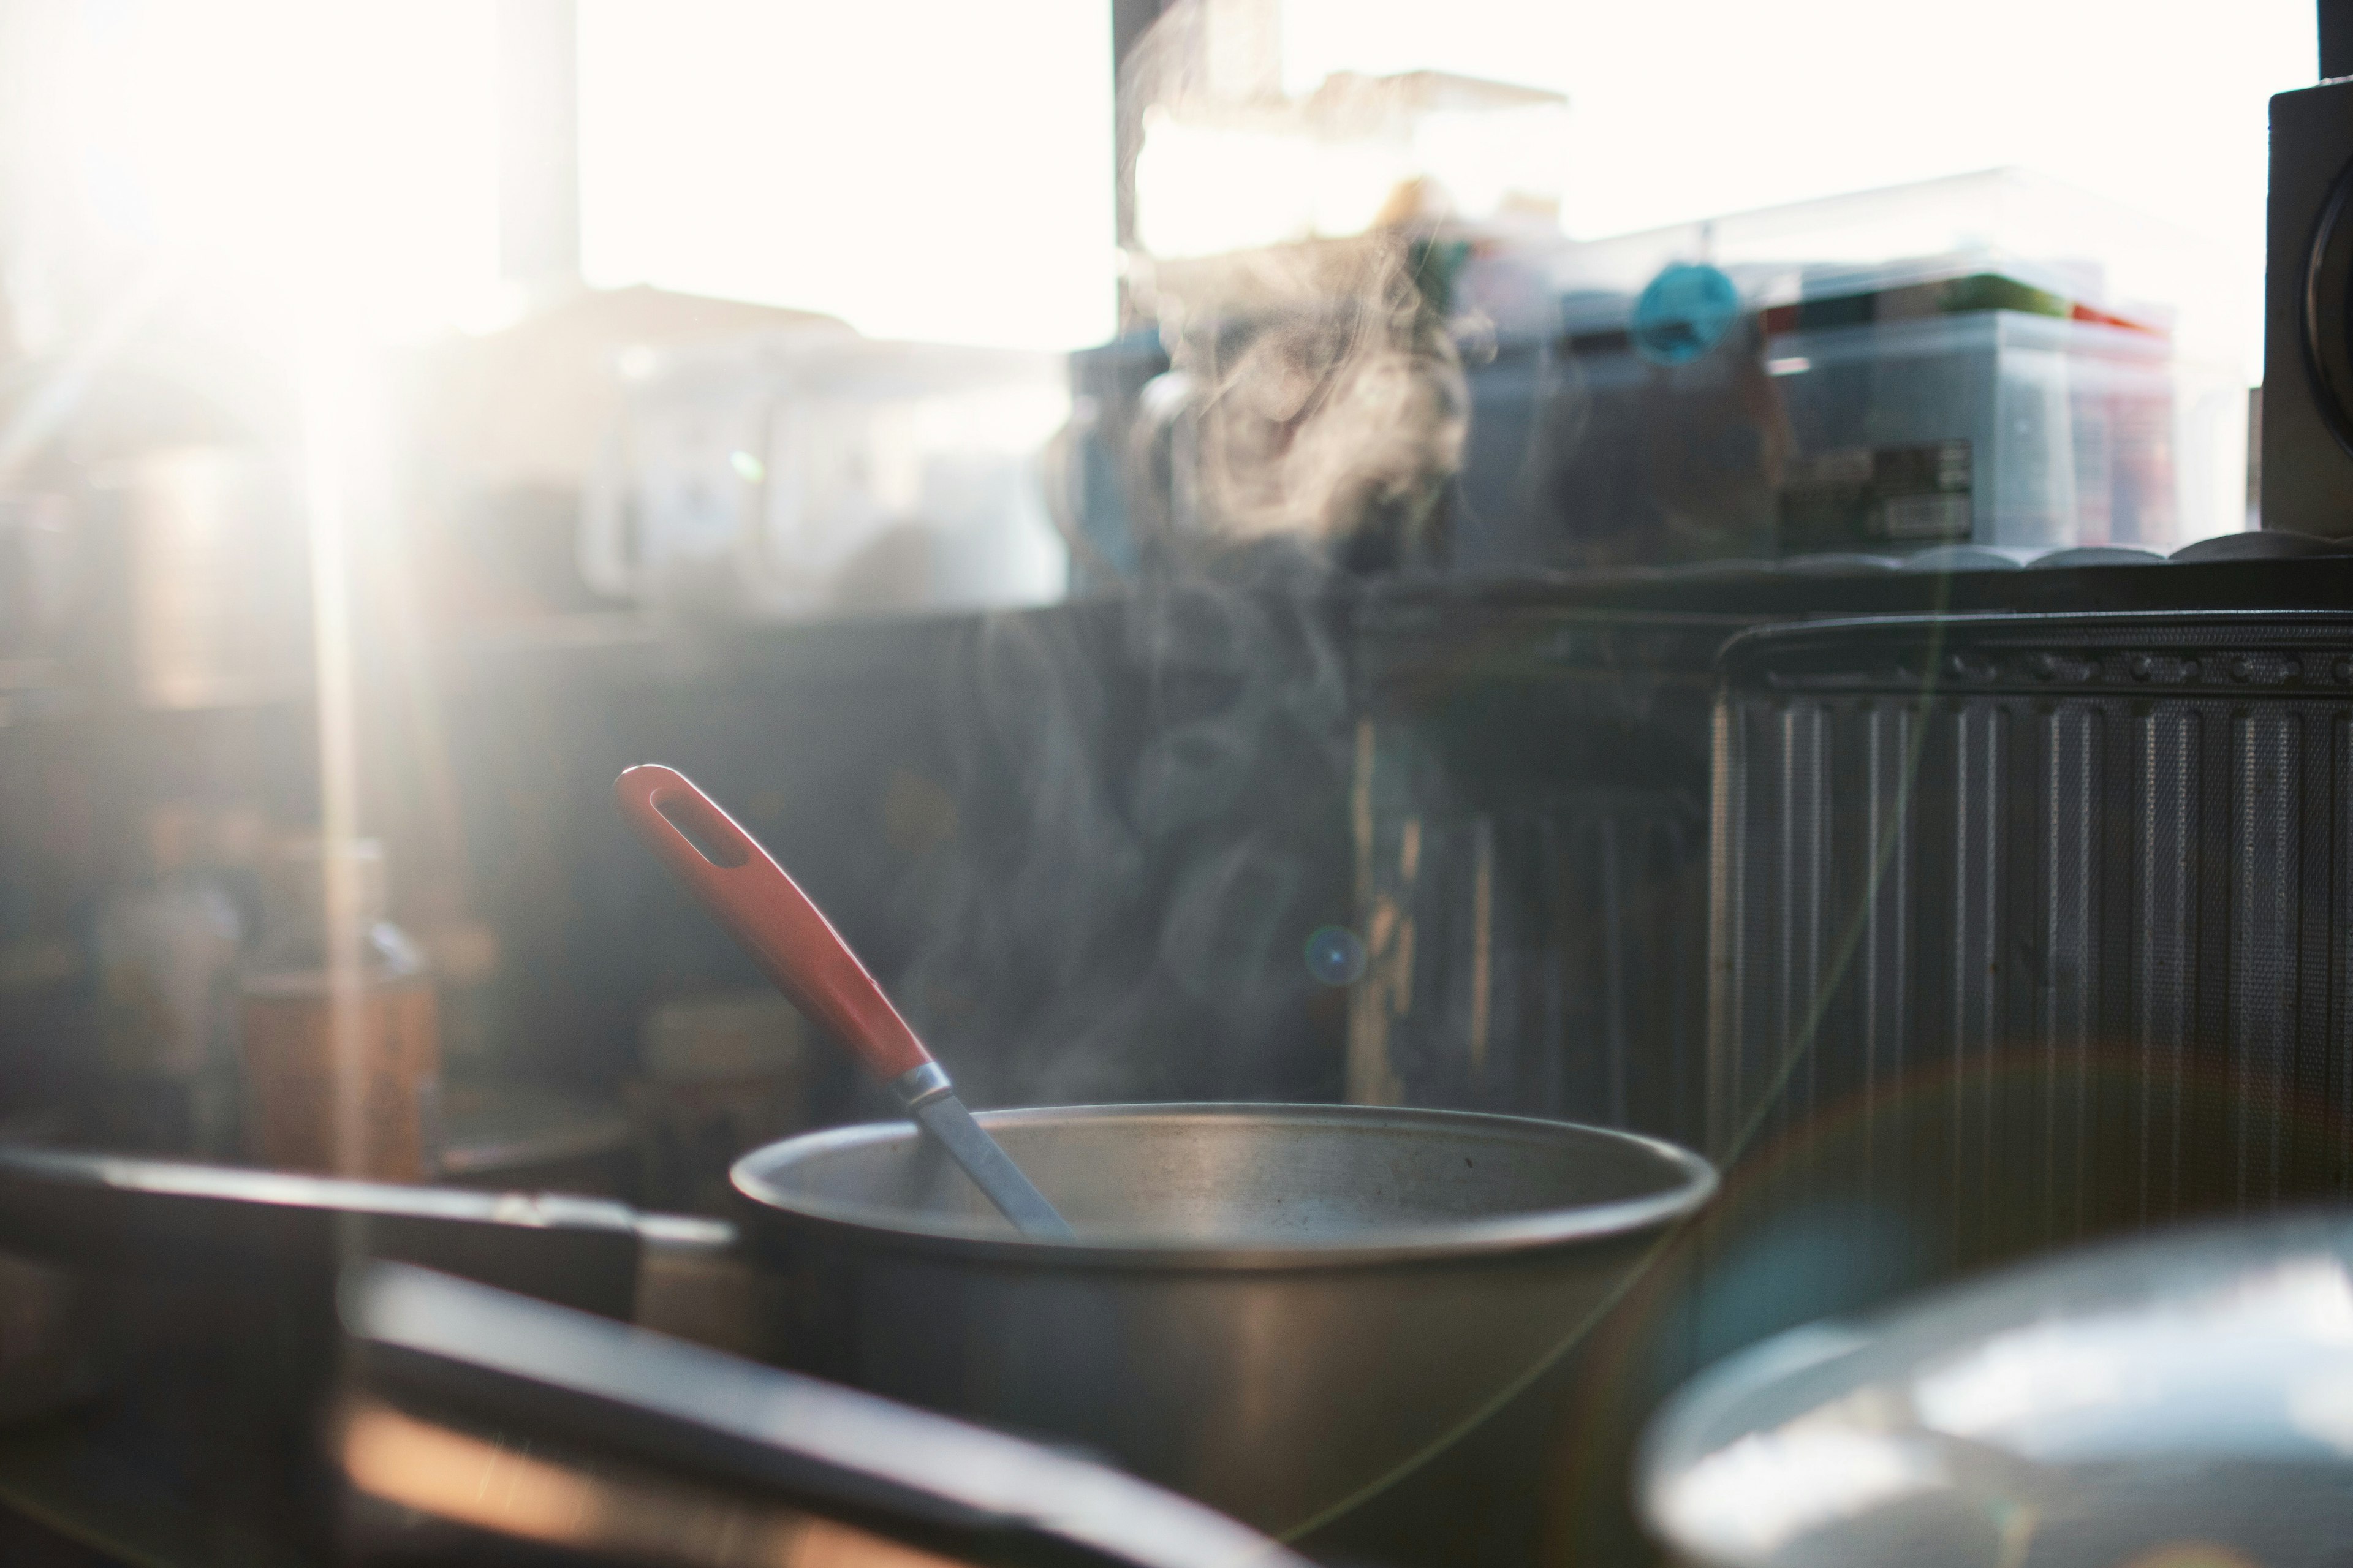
[613,764,933,1083]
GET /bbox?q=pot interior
[733,1103,1712,1252]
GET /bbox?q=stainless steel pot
[731,1102,1716,1545]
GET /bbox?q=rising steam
[1119,0,1472,573]
[879,1,1544,1105]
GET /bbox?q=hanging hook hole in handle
[654,790,749,869]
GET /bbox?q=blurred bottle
[238,839,440,1180]
[93,806,246,1156]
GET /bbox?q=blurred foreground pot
[1642,1210,2353,1568]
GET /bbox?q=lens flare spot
[729,449,765,483]
[1305,925,1366,985]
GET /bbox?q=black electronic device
[2262,15,2353,532]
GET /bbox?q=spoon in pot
[615,765,1075,1241]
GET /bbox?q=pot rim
[730,1101,1717,1270]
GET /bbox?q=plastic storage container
[1069,172,2249,577]
[1784,311,2240,552]
[1461,304,2245,569]
[1510,169,2238,360]
[583,334,1070,621]
[1449,170,2249,570]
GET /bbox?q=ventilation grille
[1711,613,2353,1273]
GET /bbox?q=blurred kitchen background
[0,0,2327,1289]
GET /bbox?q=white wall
[577,0,1117,352]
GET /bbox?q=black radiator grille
[1711,613,2353,1274]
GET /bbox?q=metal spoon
[614,765,1074,1241]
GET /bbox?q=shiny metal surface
[901,1084,1076,1242]
[732,1102,1715,1543]
[1643,1210,2353,1568]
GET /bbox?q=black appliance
[2263,10,2353,533]
[1711,610,2353,1289]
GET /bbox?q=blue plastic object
[1631,263,1741,365]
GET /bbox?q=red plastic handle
[613,765,933,1083]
